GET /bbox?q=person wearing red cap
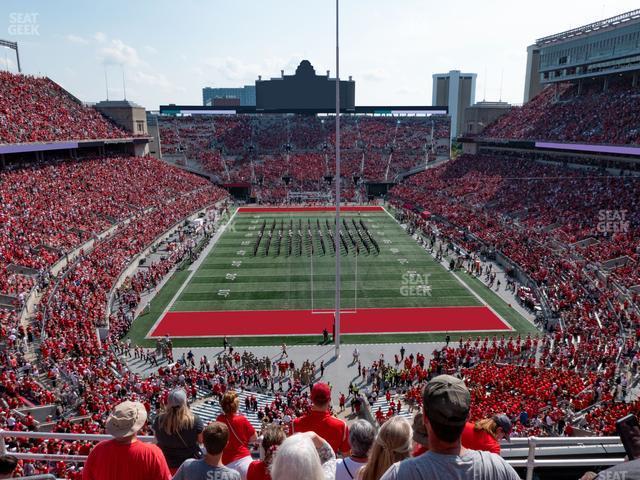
[291,383,350,455]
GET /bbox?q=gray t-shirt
[380,449,521,480]
[153,414,205,468]
[596,459,640,480]
[172,459,240,480]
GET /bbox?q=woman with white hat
[153,388,205,475]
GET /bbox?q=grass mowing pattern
[127,208,536,347]
[171,210,479,312]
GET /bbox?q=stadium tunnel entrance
[223,182,251,201]
[366,182,395,199]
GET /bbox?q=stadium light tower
[334,0,341,357]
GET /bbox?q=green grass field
[128,207,537,347]
[172,209,479,312]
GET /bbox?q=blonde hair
[359,416,412,480]
[474,418,499,440]
[221,391,240,415]
[158,404,195,435]
[261,424,287,466]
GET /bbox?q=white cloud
[99,39,140,67]
[93,32,107,43]
[143,45,158,55]
[132,71,172,90]
[361,69,387,82]
[65,34,88,45]
[201,56,306,84]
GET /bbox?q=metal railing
[0,430,626,479]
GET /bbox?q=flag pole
[334,0,341,358]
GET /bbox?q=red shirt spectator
[83,401,171,480]
[291,383,350,455]
[461,422,501,454]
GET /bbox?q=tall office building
[432,70,476,140]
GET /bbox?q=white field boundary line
[145,207,241,339]
[381,205,514,332]
[153,305,510,315]
[150,326,512,340]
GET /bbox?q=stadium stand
[0,72,131,144]
[3,19,640,474]
[158,114,450,202]
[480,75,640,145]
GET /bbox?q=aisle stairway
[191,390,274,431]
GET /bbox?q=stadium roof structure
[158,105,448,116]
[536,8,640,46]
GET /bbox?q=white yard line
[382,204,513,331]
[145,207,240,339]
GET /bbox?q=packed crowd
[0,72,130,144]
[0,154,230,477]
[157,114,451,201]
[388,153,640,437]
[24,376,529,480]
[481,75,640,145]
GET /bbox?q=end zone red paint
[150,306,511,338]
[238,206,383,213]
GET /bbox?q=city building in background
[202,85,256,106]
[432,70,476,140]
[463,101,511,136]
[523,8,640,102]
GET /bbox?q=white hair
[270,433,324,480]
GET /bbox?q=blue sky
[2,0,638,109]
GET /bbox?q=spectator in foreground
[153,388,205,474]
[0,455,17,479]
[359,416,412,480]
[292,382,350,455]
[380,375,520,480]
[580,457,640,480]
[270,432,336,480]
[461,414,512,454]
[216,391,258,479]
[83,400,172,480]
[172,422,240,480]
[247,424,287,480]
[411,413,429,457]
[595,459,640,479]
[335,419,375,480]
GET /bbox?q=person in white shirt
[335,420,375,480]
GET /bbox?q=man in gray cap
[380,375,520,480]
[83,400,171,480]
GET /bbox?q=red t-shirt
[247,460,270,480]
[216,413,256,464]
[82,439,171,480]
[412,444,428,457]
[461,422,501,454]
[291,410,350,454]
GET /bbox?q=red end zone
[238,206,383,213]
[150,306,512,338]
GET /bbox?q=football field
[145,206,528,343]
